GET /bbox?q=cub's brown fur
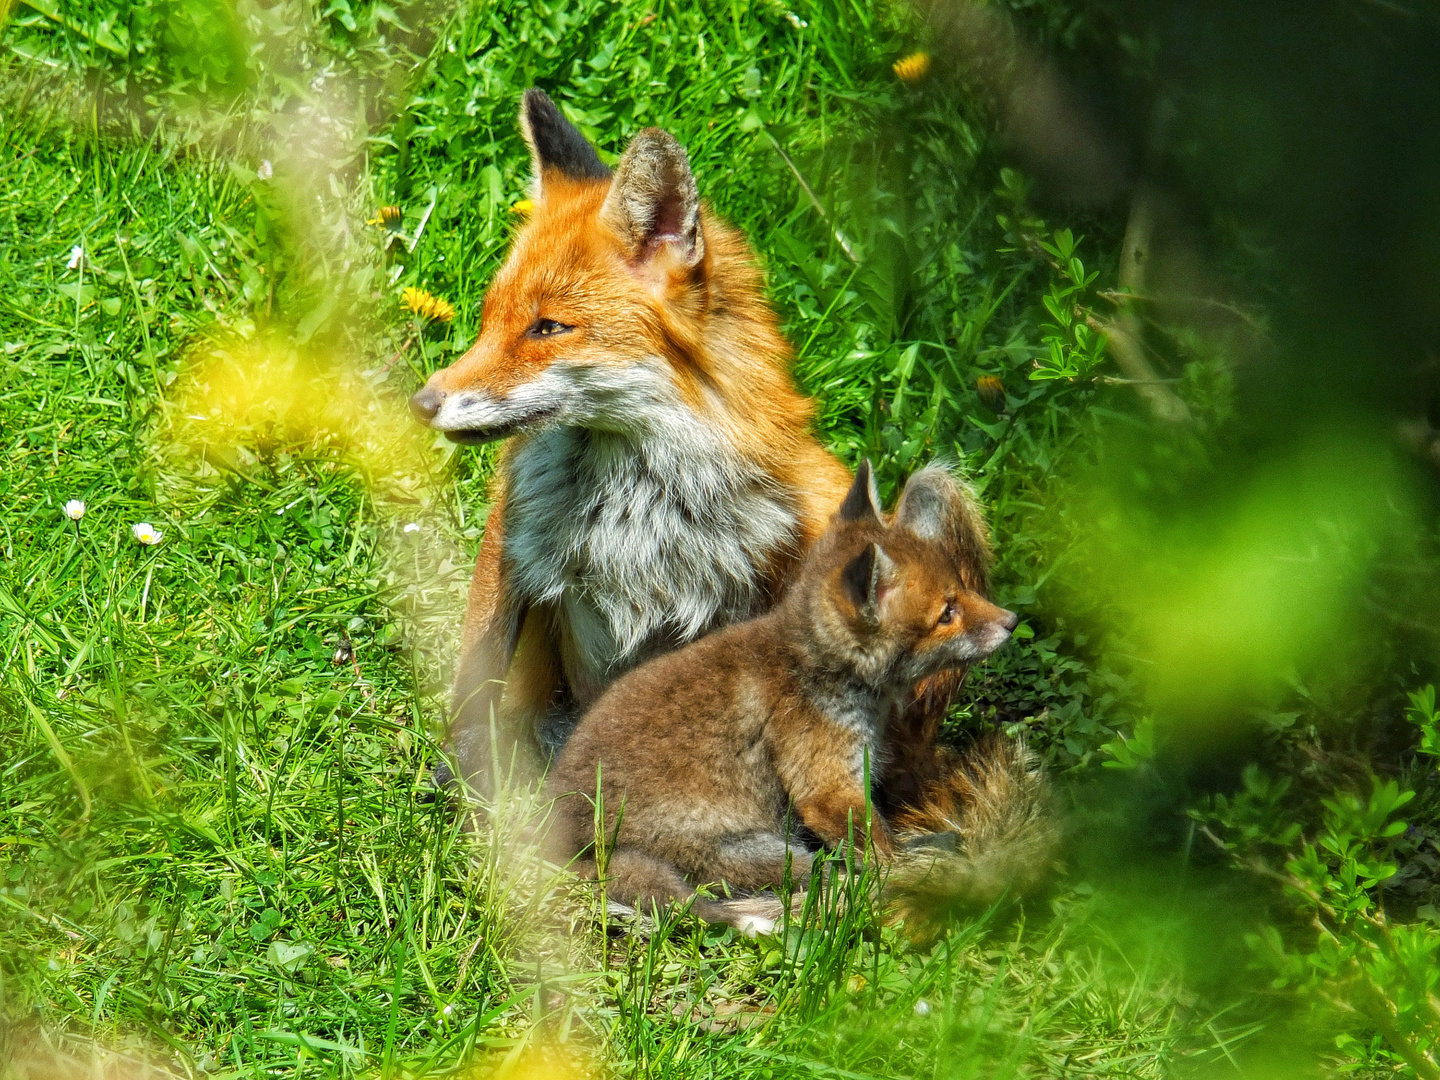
[546,464,1031,932]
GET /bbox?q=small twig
[762,129,858,264]
[1097,289,1267,335]
[1365,995,1440,1080]
[1106,184,1191,423]
[381,331,416,373]
[1084,310,1186,391]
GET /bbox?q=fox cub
[546,463,1026,932]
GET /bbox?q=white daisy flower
[63,499,85,520]
[66,246,84,270]
[257,160,273,180]
[132,522,164,545]
[913,999,931,1016]
[403,522,421,533]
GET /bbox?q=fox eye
[937,602,957,626]
[528,317,573,338]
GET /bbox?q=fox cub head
[410,89,725,443]
[795,462,1018,685]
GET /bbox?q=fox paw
[733,913,777,937]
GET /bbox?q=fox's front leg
[782,732,896,860]
[450,496,526,801]
[797,793,896,860]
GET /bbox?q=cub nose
[999,609,1019,632]
[409,386,444,423]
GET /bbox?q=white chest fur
[501,361,799,686]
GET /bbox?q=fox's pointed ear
[520,89,610,188]
[837,460,883,524]
[599,128,703,266]
[894,467,957,541]
[896,465,993,594]
[841,542,897,620]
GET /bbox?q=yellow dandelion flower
[511,199,535,216]
[367,205,403,230]
[976,374,1006,412]
[893,51,931,84]
[401,286,456,324]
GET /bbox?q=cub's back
[547,614,788,845]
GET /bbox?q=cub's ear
[895,465,993,594]
[841,542,898,621]
[520,89,610,188]
[837,460,883,524]
[599,127,703,266]
[894,467,958,541]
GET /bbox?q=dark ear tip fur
[521,87,553,113]
[519,88,563,136]
[520,87,610,182]
[838,460,881,523]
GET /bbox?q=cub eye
[528,317,572,338]
[937,603,957,626]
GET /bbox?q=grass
[0,0,1256,1076]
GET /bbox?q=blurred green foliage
[7,0,247,100]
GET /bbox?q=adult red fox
[546,465,1052,934]
[408,90,966,807]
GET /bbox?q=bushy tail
[883,734,1058,942]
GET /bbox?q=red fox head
[796,463,1018,685]
[409,89,731,443]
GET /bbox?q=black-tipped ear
[837,460,883,523]
[841,542,896,617]
[520,89,610,184]
[598,128,703,265]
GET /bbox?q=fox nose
[409,386,444,423]
[999,609,1019,632]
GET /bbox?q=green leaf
[57,282,95,307]
[1041,293,1069,327]
[1100,716,1158,770]
[266,940,312,972]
